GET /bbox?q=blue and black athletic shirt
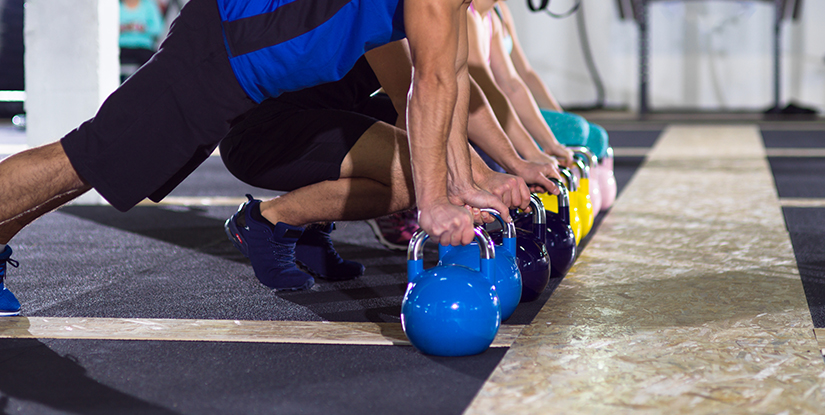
[217,0,406,103]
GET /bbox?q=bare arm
[405,0,506,244]
[487,12,571,164]
[368,32,553,214]
[365,40,412,129]
[467,75,559,194]
[469,144,530,211]
[497,2,562,111]
[466,10,548,164]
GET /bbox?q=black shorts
[61,0,256,211]
[219,94,396,192]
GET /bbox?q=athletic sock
[250,203,276,231]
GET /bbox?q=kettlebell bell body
[559,167,583,244]
[440,210,522,320]
[569,146,602,215]
[543,179,578,278]
[571,158,594,238]
[499,195,551,303]
[402,228,501,357]
[598,147,617,210]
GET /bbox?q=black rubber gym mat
[762,130,825,148]
[782,207,825,328]
[0,338,507,415]
[767,157,825,198]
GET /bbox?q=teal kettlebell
[402,228,501,357]
[540,109,590,147]
[439,209,522,321]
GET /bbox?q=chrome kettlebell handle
[573,158,589,179]
[559,167,578,192]
[569,146,597,179]
[568,146,597,163]
[548,178,570,208]
[480,208,518,257]
[529,194,546,225]
[479,209,516,239]
[408,227,496,262]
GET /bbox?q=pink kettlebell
[597,147,617,210]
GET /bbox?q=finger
[461,224,476,245]
[450,228,464,246]
[542,175,560,195]
[468,206,484,224]
[545,164,562,180]
[529,184,547,193]
[489,196,512,223]
[546,180,560,195]
[498,188,512,209]
[518,180,531,210]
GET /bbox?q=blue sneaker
[225,195,314,291]
[0,246,21,316]
[295,223,364,281]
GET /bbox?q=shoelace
[310,230,345,261]
[0,257,19,281]
[267,239,301,269]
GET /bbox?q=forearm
[500,78,559,150]
[407,71,455,210]
[445,67,474,194]
[466,77,521,171]
[523,70,562,112]
[468,69,546,162]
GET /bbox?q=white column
[24,0,119,204]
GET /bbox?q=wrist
[471,162,494,185]
[523,150,550,164]
[508,158,531,178]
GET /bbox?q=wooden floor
[466,125,824,414]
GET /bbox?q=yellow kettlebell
[540,168,582,245]
[569,146,602,215]
[571,156,594,238]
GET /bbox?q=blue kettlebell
[402,227,501,357]
[439,210,521,321]
[504,194,552,302]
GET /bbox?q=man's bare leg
[224,121,414,288]
[258,122,414,227]
[0,142,92,244]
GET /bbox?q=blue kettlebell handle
[407,228,496,284]
[478,208,517,257]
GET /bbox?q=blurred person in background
[119,0,163,81]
